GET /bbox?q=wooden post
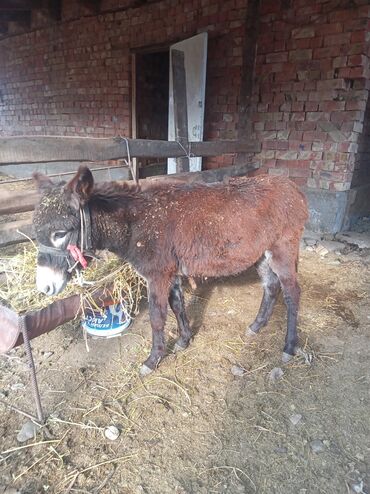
[171,49,189,173]
[131,53,138,181]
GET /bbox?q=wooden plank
[131,53,138,181]
[0,219,34,247]
[0,162,259,217]
[0,190,39,215]
[0,137,261,164]
[147,161,259,185]
[171,49,189,173]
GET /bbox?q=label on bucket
[82,302,132,338]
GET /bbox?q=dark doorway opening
[135,50,169,177]
[349,96,370,226]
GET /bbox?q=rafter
[0,0,42,12]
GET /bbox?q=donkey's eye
[53,231,67,240]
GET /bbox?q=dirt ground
[0,242,369,494]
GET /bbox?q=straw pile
[0,243,145,316]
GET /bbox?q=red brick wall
[0,0,369,188]
[0,0,245,174]
[252,0,370,190]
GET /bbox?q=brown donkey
[33,166,308,375]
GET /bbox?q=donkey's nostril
[44,285,52,295]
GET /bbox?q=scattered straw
[0,243,145,316]
[198,465,256,490]
[60,453,137,493]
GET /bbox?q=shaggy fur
[33,167,308,372]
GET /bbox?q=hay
[0,243,145,316]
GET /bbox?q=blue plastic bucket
[82,301,132,338]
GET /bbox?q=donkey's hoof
[282,352,294,363]
[139,364,154,377]
[246,327,258,338]
[173,342,187,353]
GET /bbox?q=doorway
[134,50,169,177]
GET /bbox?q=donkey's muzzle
[36,264,68,296]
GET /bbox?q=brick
[333,182,351,191]
[331,110,365,124]
[358,5,370,18]
[338,142,358,153]
[319,100,346,112]
[297,70,320,81]
[265,121,287,131]
[298,151,323,160]
[290,112,306,122]
[348,54,367,66]
[276,159,311,169]
[319,179,330,189]
[316,79,350,91]
[288,141,307,152]
[345,100,367,111]
[332,56,348,68]
[306,111,330,122]
[324,33,351,46]
[303,131,327,141]
[292,102,304,112]
[275,150,298,160]
[313,46,341,59]
[288,168,311,178]
[307,178,318,188]
[329,9,356,23]
[316,23,343,36]
[308,90,338,101]
[292,26,315,39]
[351,30,370,43]
[268,168,289,177]
[289,49,313,61]
[312,141,324,151]
[266,51,288,63]
[295,121,317,131]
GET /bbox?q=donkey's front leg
[140,276,171,376]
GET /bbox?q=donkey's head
[33,166,94,296]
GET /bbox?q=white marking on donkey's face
[36,265,67,296]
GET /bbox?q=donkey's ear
[65,165,94,208]
[33,172,54,193]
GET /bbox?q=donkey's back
[139,175,307,279]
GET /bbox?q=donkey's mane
[89,179,187,211]
[89,181,139,211]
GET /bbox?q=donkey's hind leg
[247,255,281,337]
[169,276,192,352]
[140,275,171,376]
[268,240,301,362]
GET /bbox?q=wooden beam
[0,190,39,215]
[0,162,258,219]
[0,219,34,247]
[0,137,261,164]
[0,0,41,11]
[171,49,189,173]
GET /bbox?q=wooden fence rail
[0,135,261,247]
[0,137,260,165]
